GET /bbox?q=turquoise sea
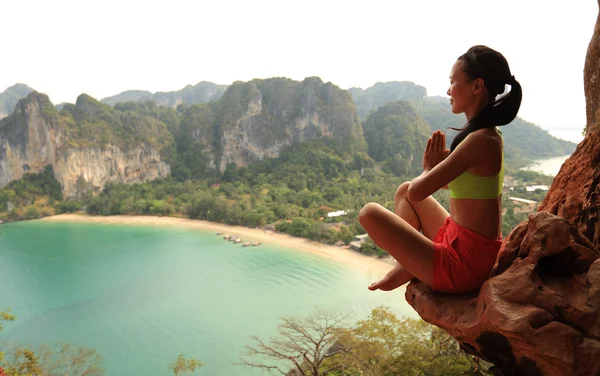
[522,154,572,176]
[0,220,416,375]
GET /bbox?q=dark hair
[449,45,522,152]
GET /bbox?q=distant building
[526,185,549,192]
[349,234,370,252]
[509,197,538,213]
[503,176,519,194]
[349,241,363,252]
[327,210,348,218]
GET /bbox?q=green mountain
[349,81,427,120]
[59,94,175,158]
[174,76,366,176]
[363,101,430,176]
[101,82,228,107]
[42,77,367,184]
[0,83,35,118]
[0,92,173,197]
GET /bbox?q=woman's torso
[449,127,503,239]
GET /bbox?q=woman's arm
[407,131,491,201]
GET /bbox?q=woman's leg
[359,203,437,286]
[394,182,449,239]
[367,182,449,291]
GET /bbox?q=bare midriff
[450,196,502,240]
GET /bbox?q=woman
[359,45,522,294]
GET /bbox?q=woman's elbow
[407,183,425,202]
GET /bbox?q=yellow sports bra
[448,129,503,199]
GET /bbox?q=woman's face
[447,60,476,115]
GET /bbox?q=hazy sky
[1,0,597,142]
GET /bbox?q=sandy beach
[42,214,396,276]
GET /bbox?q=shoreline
[41,214,396,276]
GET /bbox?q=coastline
[41,214,396,276]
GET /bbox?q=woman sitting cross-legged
[360,45,522,294]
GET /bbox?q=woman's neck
[465,97,491,121]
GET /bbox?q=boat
[243,242,251,247]
[251,242,261,247]
[234,238,242,244]
[216,232,223,235]
[223,234,230,239]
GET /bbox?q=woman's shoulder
[468,128,502,144]
[462,128,503,154]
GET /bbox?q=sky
[1,0,597,143]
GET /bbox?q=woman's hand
[423,130,449,172]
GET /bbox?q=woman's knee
[359,202,382,225]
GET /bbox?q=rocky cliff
[0,93,171,198]
[0,77,366,195]
[362,100,430,176]
[405,3,600,375]
[183,77,366,172]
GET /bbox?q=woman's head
[448,45,522,151]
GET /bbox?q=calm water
[522,154,572,176]
[0,220,415,375]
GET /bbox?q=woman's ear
[473,78,485,95]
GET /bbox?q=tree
[0,309,16,364]
[330,306,483,376]
[237,309,350,375]
[0,309,105,376]
[170,354,203,375]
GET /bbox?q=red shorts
[432,217,502,294]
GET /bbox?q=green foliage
[359,238,388,258]
[0,310,105,376]
[1,342,105,376]
[329,306,488,375]
[58,94,175,162]
[171,103,217,180]
[170,354,203,375]
[239,306,489,376]
[511,169,554,185]
[501,195,529,237]
[0,166,61,221]
[0,309,15,334]
[56,200,84,214]
[363,101,430,176]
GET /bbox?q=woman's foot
[368,264,413,291]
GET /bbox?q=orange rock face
[537,2,600,249]
[406,212,600,375]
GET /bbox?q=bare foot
[368,264,413,291]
